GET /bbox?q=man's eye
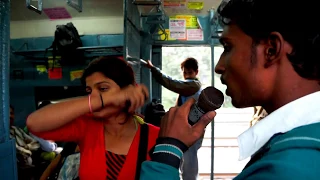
[223,45,231,52]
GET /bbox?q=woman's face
[85,72,121,118]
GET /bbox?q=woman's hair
[81,56,136,88]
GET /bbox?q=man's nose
[215,58,225,75]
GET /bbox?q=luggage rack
[12,46,124,61]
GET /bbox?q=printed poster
[43,7,72,20]
[174,15,198,28]
[169,18,186,39]
[187,2,204,10]
[160,15,203,41]
[159,29,176,41]
[47,56,62,79]
[164,0,187,8]
[48,68,62,79]
[70,70,84,81]
[187,29,203,41]
[36,65,47,74]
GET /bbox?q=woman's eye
[99,87,109,92]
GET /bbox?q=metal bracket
[26,0,43,14]
[134,0,167,41]
[67,0,83,12]
[210,9,223,39]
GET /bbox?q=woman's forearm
[27,84,149,133]
[27,95,101,133]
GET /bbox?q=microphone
[188,86,224,125]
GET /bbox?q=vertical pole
[0,0,10,144]
[151,46,162,102]
[0,0,18,180]
[209,8,215,180]
[140,36,152,113]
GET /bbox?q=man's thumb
[193,111,216,131]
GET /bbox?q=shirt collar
[238,91,320,161]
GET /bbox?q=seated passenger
[25,101,58,153]
[9,105,40,166]
[40,142,79,180]
[27,56,158,180]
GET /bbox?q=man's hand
[159,98,216,147]
[145,60,154,69]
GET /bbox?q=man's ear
[195,70,199,75]
[264,32,285,68]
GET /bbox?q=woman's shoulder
[146,123,160,139]
[146,123,159,131]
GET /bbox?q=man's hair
[181,57,198,71]
[217,0,320,80]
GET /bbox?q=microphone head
[197,86,224,112]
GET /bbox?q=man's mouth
[220,77,226,85]
[225,88,230,96]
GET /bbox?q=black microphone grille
[198,86,224,112]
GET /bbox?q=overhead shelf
[133,1,161,6]
[12,46,124,60]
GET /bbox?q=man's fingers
[165,107,178,125]
[192,111,216,136]
[179,98,196,112]
[159,107,178,137]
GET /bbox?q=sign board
[187,29,203,41]
[169,18,186,39]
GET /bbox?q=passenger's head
[81,56,136,117]
[214,0,320,110]
[181,57,198,80]
[10,105,14,126]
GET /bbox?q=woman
[27,57,159,180]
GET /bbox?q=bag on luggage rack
[45,22,84,68]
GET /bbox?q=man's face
[215,24,275,108]
[182,68,198,80]
[10,107,14,126]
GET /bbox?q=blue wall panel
[1,0,18,179]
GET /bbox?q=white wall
[10,16,124,39]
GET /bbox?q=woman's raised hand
[103,84,149,113]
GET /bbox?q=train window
[161,46,253,179]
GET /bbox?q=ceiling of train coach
[137,0,222,16]
[10,0,123,21]
[11,0,222,22]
